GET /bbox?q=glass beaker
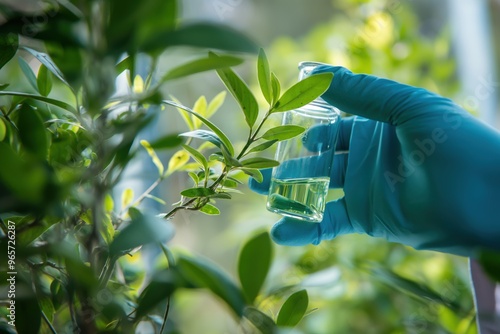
[266,62,341,222]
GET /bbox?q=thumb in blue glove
[250,66,500,257]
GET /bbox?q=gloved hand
[250,66,500,257]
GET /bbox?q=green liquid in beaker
[267,177,329,222]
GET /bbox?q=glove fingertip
[270,218,321,246]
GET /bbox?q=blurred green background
[124,0,499,333]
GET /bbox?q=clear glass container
[266,62,341,222]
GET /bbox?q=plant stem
[159,296,171,334]
[41,310,58,334]
[237,111,271,159]
[119,177,163,218]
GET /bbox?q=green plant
[0,1,334,333]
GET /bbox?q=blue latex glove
[250,66,500,256]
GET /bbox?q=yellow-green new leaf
[206,91,226,119]
[121,188,134,209]
[140,139,164,176]
[192,96,207,129]
[0,118,6,141]
[166,150,190,176]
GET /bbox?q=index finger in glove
[312,66,460,126]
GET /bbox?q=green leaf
[247,140,277,154]
[16,296,42,334]
[182,144,208,170]
[18,104,48,159]
[149,133,183,150]
[0,91,77,114]
[140,139,164,176]
[109,208,175,257]
[241,168,263,183]
[0,143,47,206]
[241,157,279,169]
[45,44,82,87]
[37,65,53,97]
[211,52,259,128]
[200,203,220,215]
[165,100,234,155]
[276,290,309,327]
[177,254,246,317]
[179,129,232,156]
[261,125,305,141]
[116,56,132,75]
[23,47,68,86]
[162,55,243,82]
[180,187,215,198]
[0,33,18,70]
[0,118,6,141]
[271,72,281,105]
[258,48,272,105]
[142,23,258,54]
[18,57,38,92]
[210,192,232,200]
[135,270,179,320]
[238,231,273,304]
[17,217,60,246]
[479,250,500,282]
[244,307,277,334]
[272,73,333,112]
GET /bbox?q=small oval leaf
[36,64,52,96]
[272,73,333,112]
[241,168,263,183]
[262,125,305,141]
[200,203,220,215]
[181,187,216,198]
[276,289,309,327]
[240,157,279,169]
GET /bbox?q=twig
[159,296,171,334]
[41,310,58,334]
